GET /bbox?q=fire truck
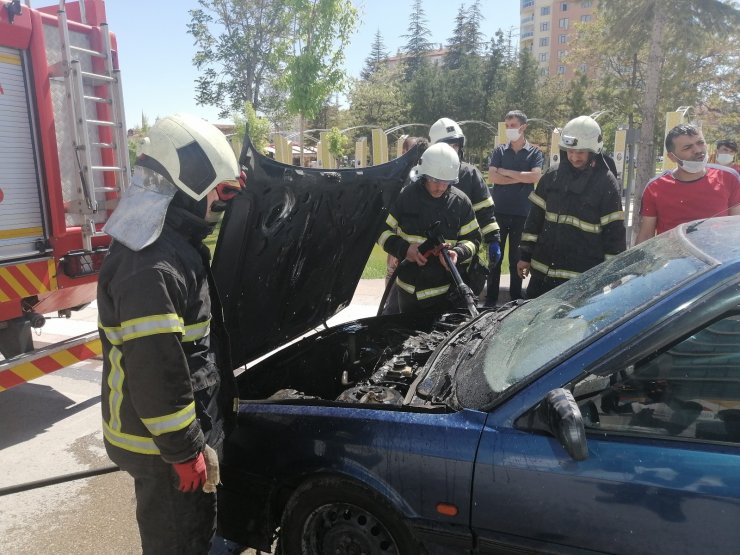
[0,0,127,391]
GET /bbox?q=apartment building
[520,0,597,80]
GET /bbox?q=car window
[455,235,710,409]
[574,314,740,443]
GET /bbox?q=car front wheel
[279,477,421,555]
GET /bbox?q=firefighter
[378,142,481,313]
[429,117,501,296]
[97,114,244,554]
[517,115,626,298]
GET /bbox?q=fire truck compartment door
[0,47,46,262]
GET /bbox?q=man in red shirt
[636,124,740,244]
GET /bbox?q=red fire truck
[0,0,127,391]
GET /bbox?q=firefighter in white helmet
[98,114,245,554]
[378,142,481,313]
[517,115,626,298]
[429,118,501,298]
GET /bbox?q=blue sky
[105,0,520,127]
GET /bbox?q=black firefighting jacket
[519,154,626,280]
[455,161,501,244]
[378,178,481,307]
[98,209,235,465]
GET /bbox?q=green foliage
[361,29,389,80]
[505,49,539,118]
[128,137,138,170]
[187,0,292,118]
[233,102,271,153]
[282,0,358,121]
[570,0,740,223]
[401,0,434,81]
[327,126,348,159]
[347,64,409,130]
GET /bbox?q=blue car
[213,140,740,554]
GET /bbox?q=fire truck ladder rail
[57,1,129,252]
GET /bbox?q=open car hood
[212,135,422,368]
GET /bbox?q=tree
[282,0,358,165]
[505,49,540,119]
[482,30,511,124]
[593,0,739,241]
[464,0,486,57]
[444,4,468,70]
[565,73,591,120]
[233,101,271,154]
[401,0,434,81]
[187,0,291,118]
[361,29,389,80]
[326,126,349,161]
[348,64,409,130]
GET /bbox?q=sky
[104,0,521,128]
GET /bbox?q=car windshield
[454,232,712,410]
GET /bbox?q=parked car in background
[213,138,740,554]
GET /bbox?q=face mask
[505,128,522,142]
[717,153,734,165]
[676,154,707,174]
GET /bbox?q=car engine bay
[236,312,470,407]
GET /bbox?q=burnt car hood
[212,135,421,368]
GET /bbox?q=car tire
[279,476,422,555]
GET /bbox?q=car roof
[680,215,740,264]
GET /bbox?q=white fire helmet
[104,113,239,251]
[429,117,465,147]
[559,115,603,153]
[409,143,461,183]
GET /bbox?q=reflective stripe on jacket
[378,179,481,306]
[519,160,626,279]
[454,162,501,243]
[98,228,219,464]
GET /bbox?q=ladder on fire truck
[56,0,129,251]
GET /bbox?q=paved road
[0,280,389,554]
[0,276,514,553]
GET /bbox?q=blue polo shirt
[489,141,544,217]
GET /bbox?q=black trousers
[526,271,568,299]
[112,451,217,555]
[487,213,526,305]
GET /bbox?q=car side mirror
[517,388,589,461]
[544,388,588,461]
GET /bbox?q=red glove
[173,452,207,492]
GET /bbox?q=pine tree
[444,4,467,70]
[482,30,509,123]
[401,0,434,81]
[361,29,389,80]
[464,0,485,56]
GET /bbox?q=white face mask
[717,153,734,165]
[676,153,707,174]
[505,128,522,142]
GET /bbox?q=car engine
[240,312,469,407]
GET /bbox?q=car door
[471,294,740,554]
